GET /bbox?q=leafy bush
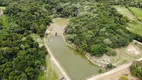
[98,69,102,73]
[91,44,108,57]
[130,61,142,79]
[106,63,113,69]
[120,76,128,80]
[106,48,117,56]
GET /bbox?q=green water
[48,36,105,80]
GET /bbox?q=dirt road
[87,58,142,80]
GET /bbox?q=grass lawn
[91,42,142,67]
[129,7,142,20]
[0,7,6,10]
[38,63,58,80]
[127,22,142,36]
[38,56,58,80]
[113,6,137,21]
[109,42,142,66]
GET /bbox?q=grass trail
[113,6,137,21]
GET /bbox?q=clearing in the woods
[91,42,142,67]
[129,7,142,20]
[113,6,137,21]
[127,22,142,36]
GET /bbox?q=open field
[96,67,139,80]
[127,22,142,36]
[113,43,142,65]
[87,57,142,80]
[111,42,142,66]
[113,6,137,21]
[91,41,142,67]
[129,7,142,20]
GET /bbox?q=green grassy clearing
[127,22,142,36]
[38,56,58,80]
[94,41,142,67]
[113,6,137,21]
[0,7,6,10]
[129,7,142,20]
[108,42,142,66]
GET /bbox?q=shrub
[106,48,117,56]
[107,63,113,69]
[120,76,128,80]
[130,61,142,79]
[98,69,102,73]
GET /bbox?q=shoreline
[45,18,142,80]
[44,36,71,80]
[62,35,107,67]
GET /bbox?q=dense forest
[130,61,142,79]
[64,0,142,57]
[0,0,49,80]
[0,0,142,80]
[65,4,133,56]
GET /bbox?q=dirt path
[96,68,139,80]
[87,58,142,80]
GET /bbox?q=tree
[98,69,102,73]
[106,48,117,56]
[65,4,133,57]
[25,67,34,79]
[91,44,108,57]
[19,72,27,80]
[107,63,113,69]
[130,61,142,79]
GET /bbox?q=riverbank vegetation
[65,0,142,57]
[38,56,58,80]
[1,0,142,80]
[65,4,133,57]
